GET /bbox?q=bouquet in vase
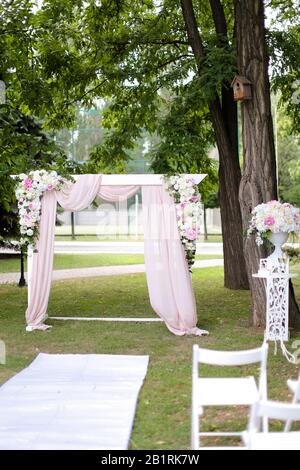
[247,200,300,246]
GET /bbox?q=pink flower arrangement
[264,216,276,227]
[164,175,202,271]
[185,227,198,241]
[248,200,300,246]
[16,170,67,247]
[23,178,33,190]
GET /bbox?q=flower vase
[268,232,289,262]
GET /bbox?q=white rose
[26,229,34,236]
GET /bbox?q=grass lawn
[0,253,223,273]
[0,265,300,449]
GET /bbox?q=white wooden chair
[191,343,268,450]
[284,372,300,432]
[243,400,300,450]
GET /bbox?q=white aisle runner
[0,353,149,450]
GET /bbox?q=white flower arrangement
[164,175,202,271]
[15,170,67,248]
[247,200,300,246]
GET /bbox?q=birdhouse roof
[231,75,252,87]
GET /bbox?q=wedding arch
[16,173,208,336]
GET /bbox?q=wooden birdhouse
[231,75,252,101]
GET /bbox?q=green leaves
[0,104,84,239]
[0,0,298,202]
[268,11,300,132]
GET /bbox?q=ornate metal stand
[253,257,297,362]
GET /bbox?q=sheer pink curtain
[25,190,58,330]
[26,175,139,330]
[142,186,206,336]
[98,186,138,201]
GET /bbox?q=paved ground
[0,241,223,256]
[0,259,224,285]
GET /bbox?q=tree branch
[180,0,233,157]
[209,0,228,38]
[63,78,108,107]
[180,0,206,66]
[154,54,193,71]
[110,39,189,47]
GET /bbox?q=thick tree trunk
[235,0,300,327]
[181,0,249,289]
[209,98,249,289]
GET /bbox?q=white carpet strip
[0,353,149,450]
[50,316,163,322]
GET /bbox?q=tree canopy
[0,104,82,240]
[1,0,299,302]
[1,0,299,172]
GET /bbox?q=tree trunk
[208,97,249,289]
[181,0,249,289]
[235,0,300,327]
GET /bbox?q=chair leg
[284,395,299,432]
[284,419,292,432]
[191,400,199,449]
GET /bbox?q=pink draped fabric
[26,175,139,330]
[25,175,206,336]
[142,186,204,336]
[98,186,139,201]
[25,190,57,329]
[56,174,102,211]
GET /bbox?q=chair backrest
[193,343,268,368]
[193,343,268,399]
[248,400,300,433]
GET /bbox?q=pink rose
[264,216,275,227]
[24,214,32,223]
[47,184,53,190]
[23,178,33,190]
[185,227,198,240]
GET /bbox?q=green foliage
[0,104,83,240]
[202,190,219,209]
[269,3,300,132]
[1,0,299,208]
[276,100,300,207]
[0,0,236,175]
[283,245,300,263]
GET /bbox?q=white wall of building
[56,203,222,237]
